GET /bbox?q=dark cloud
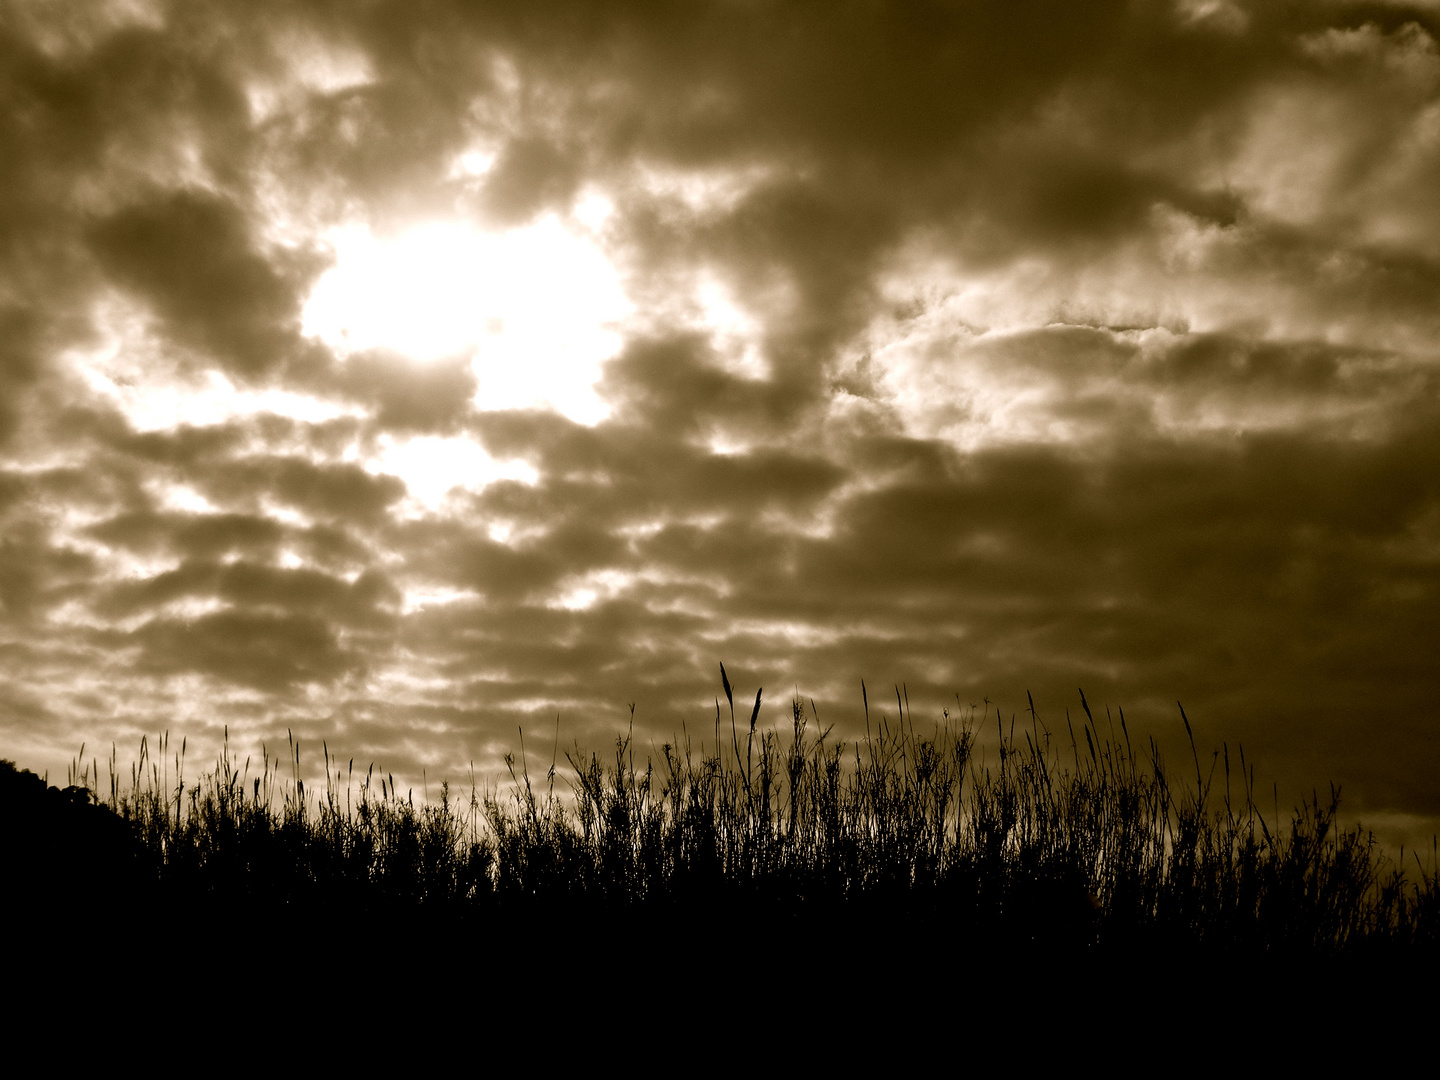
[0,518,96,621]
[477,137,583,227]
[87,509,285,562]
[333,349,477,432]
[87,188,313,379]
[131,609,358,691]
[203,455,406,523]
[0,308,47,447]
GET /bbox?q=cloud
[130,609,358,692]
[476,136,582,227]
[0,308,48,447]
[331,349,477,432]
[87,188,315,379]
[1,0,1439,849]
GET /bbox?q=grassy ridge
[8,679,1438,958]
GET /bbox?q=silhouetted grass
[7,673,1438,961]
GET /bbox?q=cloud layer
[3,0,1439,841]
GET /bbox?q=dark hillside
[1,760,151,929]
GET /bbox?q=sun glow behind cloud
[367,433,538,515]
[302,216,631,424]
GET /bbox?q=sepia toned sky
[3,0,1439,838]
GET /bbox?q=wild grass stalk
[23,676,1440,955]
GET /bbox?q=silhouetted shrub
[1,759,149,931]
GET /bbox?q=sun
[301,213,630,424]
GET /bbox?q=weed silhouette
[5,681,1437,968]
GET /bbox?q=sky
[2,0,1439,841]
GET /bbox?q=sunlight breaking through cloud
[302,217,631,424]
[366,433,537,514]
